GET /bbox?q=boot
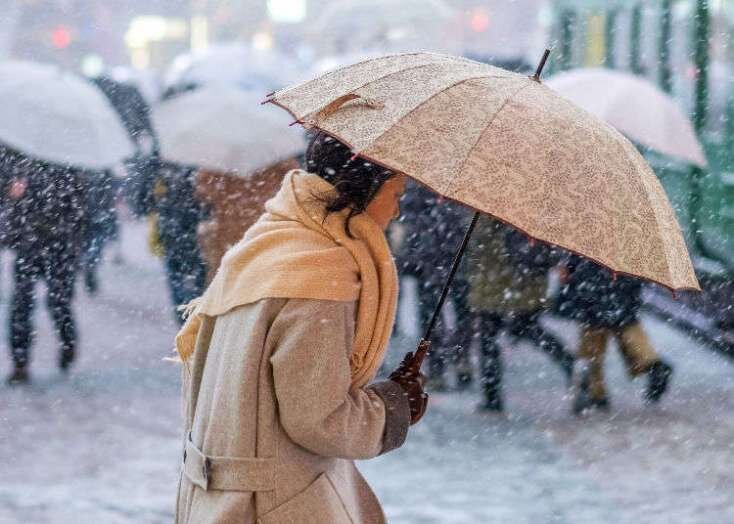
[572,360,610,416]
[60,347,75,371]
[84,269,99,295]
[478,393,504,413]
[573,386,610,415]
[560,353,575,388]
[7,365,29,386]
[645,360,673,403]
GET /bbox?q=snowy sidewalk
[1,220,732,523]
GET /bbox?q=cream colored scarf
[175,169,398,389]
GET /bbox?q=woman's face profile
[366,174,407,230]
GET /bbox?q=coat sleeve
[269,299,410,460]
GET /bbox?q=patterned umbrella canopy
[0,60,134,169]
[266,52,698,291]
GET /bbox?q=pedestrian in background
[80,169,119,294]
[1,158,89,384]
[467,217,574,412]
[558,256,674,414]
[130,155,207,324]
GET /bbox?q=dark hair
[304,131,396,236]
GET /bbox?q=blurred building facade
[1,0,548,70]
[3,0,190,70]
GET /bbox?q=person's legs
[570,326,611,414]
[617,322,660,376]
[509,310,575,384]
[476,311,504,411]
[618,321,673,402]
[81,234,104,294]
[577,327,609,400]
[8,253,41,383]
[45,252,78,370]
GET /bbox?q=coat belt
[183,438,276,492]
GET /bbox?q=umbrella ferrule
[531,48,552,83]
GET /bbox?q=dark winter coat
[2,165,88,258]
[556,256,643,329]
[82,170,118,249]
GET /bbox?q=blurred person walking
[467,217,575,412]
[174,133,425,523]
[80,169,119,294]
[152,162,207,323]
[1,158,89,385]
[557,257,674,414]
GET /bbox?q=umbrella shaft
[422,210,480,342]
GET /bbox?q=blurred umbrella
[153,87,304,176]
[164,43,302,94]
[266,51,699,367]
[547,68,707,167]
[0,61,134,169]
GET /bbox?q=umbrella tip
[531,48,552,82]
[289,120,303,127]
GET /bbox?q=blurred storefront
[5,0,190,71]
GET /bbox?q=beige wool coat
[175,298,411,524]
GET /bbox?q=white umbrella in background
[310,0,459,55]
[0,61,134,169]
[165,43,303,94]
[153,87,304,175]
[547,68,707,167]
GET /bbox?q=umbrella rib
[442,81,534,197]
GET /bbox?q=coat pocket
[257,473,352,524]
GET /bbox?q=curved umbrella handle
[312,93,384,123]
[410,338,431,374]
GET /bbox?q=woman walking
[174,132,426,523]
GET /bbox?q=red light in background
[470,8,490,33]
[51,25,72,49]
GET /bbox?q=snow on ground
[0,219,732,523]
